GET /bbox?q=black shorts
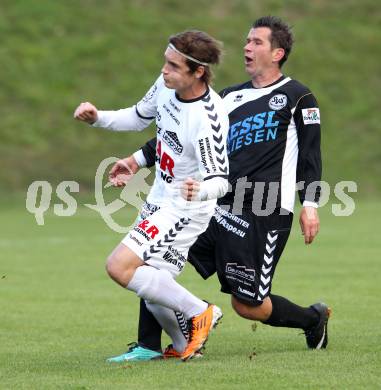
[188,206,293,306]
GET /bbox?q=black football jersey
[141,76,321,212]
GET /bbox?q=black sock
[263,294,319,330]
[137,299,162,352]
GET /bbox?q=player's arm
[122,137,157,172]
[139,137,157,167]
[294,92,322,244]
[181,176,229,202]
[108,138,156,187]
[182,107,230,201]
[108,155,140,187]
[73,75,163,131]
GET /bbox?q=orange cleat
[181,304,222,361]
[163,344,182,359]
[163,344,203,359]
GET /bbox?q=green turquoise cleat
[106,342,162,362]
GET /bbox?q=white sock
[146,302,188,353]
[127,266,207,318]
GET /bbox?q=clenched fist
[181,177,200,201]
[73,102,98,124]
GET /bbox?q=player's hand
[73,102,98,124]
[181,177,200,201]
[108,156,140,187]
[299,206,320,245]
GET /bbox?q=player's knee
[105,253,120,280]
[231,295,271,321]
[106,245,146,286]
[105,251,132,283]
[231,296,258,319]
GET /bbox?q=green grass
[1,0,381,194]
[1,200,380,389]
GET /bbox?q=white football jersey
[137,75,229,214]
[94,75,229,216]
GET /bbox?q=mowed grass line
[0,201,380,389]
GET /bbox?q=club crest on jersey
[302,108,320,124]
[234,94,243,102]
[162,130,183,155]
[269,94,287,110]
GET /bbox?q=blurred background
[1,3,380,387]
[1,0,380,203]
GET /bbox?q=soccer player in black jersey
[109,16,331,361]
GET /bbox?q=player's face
[244,27,281,78]
[161,47,200,95]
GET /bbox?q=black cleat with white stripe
[304,302,331,349]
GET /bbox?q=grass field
[1,200,380,389]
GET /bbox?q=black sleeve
[141,137,157,168]
[294,93,322,204]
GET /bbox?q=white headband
[168,43,209,66]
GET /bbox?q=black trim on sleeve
[141,137,157,168]
[135,106,155,120]
[204,174,229,181]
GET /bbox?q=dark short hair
[253,16,294,67]
[169,30,222,84]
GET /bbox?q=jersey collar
[252,75,286,89]
[175,86,210,103]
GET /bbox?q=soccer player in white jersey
[74,30,229,361]
[103,17,330,361]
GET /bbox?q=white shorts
[122,203,211,277]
